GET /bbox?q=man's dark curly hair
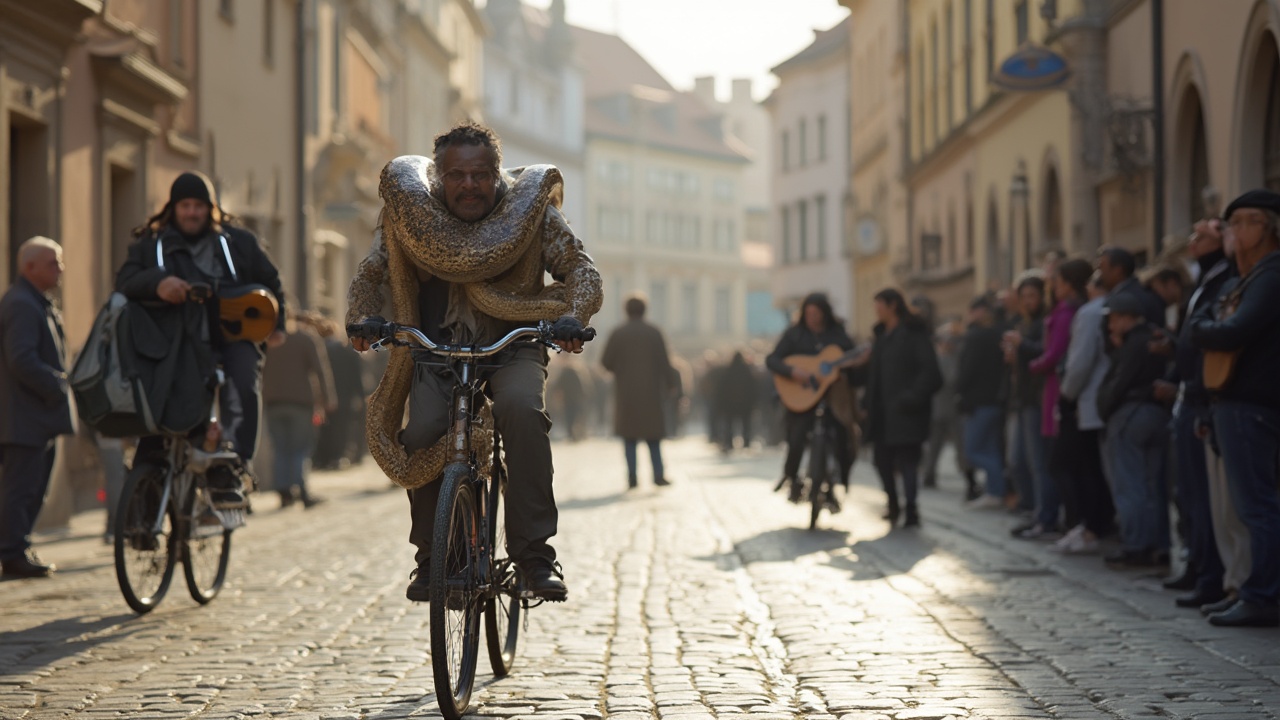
[432,121,503,171]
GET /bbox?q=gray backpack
[70,293,160,438]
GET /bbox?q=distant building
[692,77,786,341]
[482,0,585,225]
[765,17,856,329]
[842,0,909,334]
[572,26,754,359]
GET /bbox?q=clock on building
[856,217,883,256]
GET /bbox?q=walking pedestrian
[313,317,365,469]
[0,237,73,579]
[863,289,943,528]
[601,295,676,489]
[263,314,336,508]
[922,321,975,498]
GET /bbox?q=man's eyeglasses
[441,169,496,187]
[1227,214,1268,229]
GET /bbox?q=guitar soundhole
[245,307,260,318]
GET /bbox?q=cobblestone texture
[1,438,1278,719]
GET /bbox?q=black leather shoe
[406,564,430,602]
[1104,549,1160,568]
[1176,588,1227,608]
[883,501,901,526]
[1208,600,1280,627]
[520,559,568,602]
[654,476,671,487]
[787,479,804,504]
[2,553,54,578]
[1162,566,1198,591]
[903,506,921,528]
[1201,594,1238,616]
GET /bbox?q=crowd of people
[916,189,1280,629]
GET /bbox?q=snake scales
[350,155,602,489]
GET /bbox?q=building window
[168,0,185,67]
[714,286,732,334]
[945,3,954,129]
[815,194,827,261]
[964,0,973,114]
[713,178,734,202]
[931,21,939,143]
[220,0,234,22]
[818,115,827,162]
[263,0,275,67]
[650,281,669,326]
[799,118,808,166]
[781,206,791,264]
[985,0,995,85]
[782,130,790,171]
[1016,1,1029,46]
[798,199,809,261]
[922,232,943,270]
[681,283,699,333]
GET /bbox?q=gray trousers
[402,346,555,567]
[1206,438,1251,593]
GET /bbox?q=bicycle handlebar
[348,320,594,359]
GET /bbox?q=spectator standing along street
[0,238,73,579]
[957,298,1009,511]
[1190,189,1280,627]
[1097,293,1171,569]
[602,296,675,490]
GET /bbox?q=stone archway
[1232,1,1280,191]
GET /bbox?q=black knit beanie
[169,171,215,207]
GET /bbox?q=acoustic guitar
[773,344,871,413]
[218,285,280,344]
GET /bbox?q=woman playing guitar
[766,293,869,507]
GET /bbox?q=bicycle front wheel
[114,464,178,614]
[484,464,520,677]
[430,462,483,720]
[183,477,232,604]
[807,429,828,531]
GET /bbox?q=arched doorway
[1266,45,1280,190]
[1042,165,1063,251]
[1236,16,1280,191]
[985,193,1003,289]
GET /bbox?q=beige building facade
[572,26,755,359]
[766,18,856,326]
[843,0,909,333]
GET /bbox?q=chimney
[731,78,753,104]
[693,76,717,105]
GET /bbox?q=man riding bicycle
[115,171,287,509]
[346,122,601,604]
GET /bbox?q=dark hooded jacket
[863,315,943,446]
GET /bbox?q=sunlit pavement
[2,436,1279,720]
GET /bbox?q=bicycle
[363,319,590,720]
[802,397,844,531]
[113,370,246,615]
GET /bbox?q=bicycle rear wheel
[430,462,483,720]
[114,464,177,614]
[484,460,520,677]
[183,476,233,604]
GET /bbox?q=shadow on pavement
[836,528,937,580]
[718,526,852,566]
[559,491,630,512]
[0,612,139,675]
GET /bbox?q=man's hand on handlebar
[347,316,387,352]
[549,316,595,354]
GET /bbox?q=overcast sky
[517,0,851,101]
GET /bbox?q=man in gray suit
[0,237,73,579]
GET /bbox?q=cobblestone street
[2,437,1279,720]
